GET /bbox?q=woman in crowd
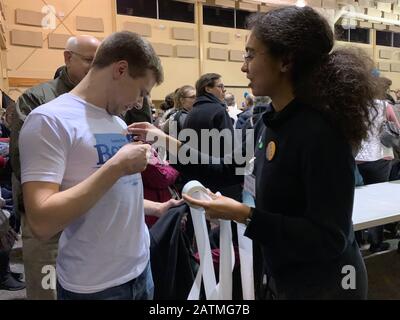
[163,85,196,136]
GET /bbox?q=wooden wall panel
[122,21,152,37]
[15,9,44,27]
[48,33,70,50]
[10,29,42,47]
[208,47,228,61]
[76,16,104,32]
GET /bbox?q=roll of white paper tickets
[182,180,209,209]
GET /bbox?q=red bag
[142,150,180,227]
[141,150,180,190]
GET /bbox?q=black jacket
[180,93,242,200]
[175,99,367,299]
[184,93,232,135]
[150,204,197,300]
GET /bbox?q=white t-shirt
[20,93,150,294]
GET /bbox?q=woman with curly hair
[130,6,378,299]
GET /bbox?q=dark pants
[357,159,392,246]
[358,159,391,185]
[57,262,154,300]
[0,249,10,280]
[265,241,368,300]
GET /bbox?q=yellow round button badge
[266,141,276,161]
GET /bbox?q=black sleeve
[170,117,262,187]
[245,128,355,265]
[170,143,244,187]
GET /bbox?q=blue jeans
[57,262,154,300]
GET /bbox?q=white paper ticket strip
[182,180,254,300]
[236,222,255,300]
[189,203,218,300]
[183,182,218,300]
[216,218,234,300]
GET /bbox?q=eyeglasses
[68,51,94,64]
[215,84,225,90]
[243,50,268,63]
[243,52,254,63]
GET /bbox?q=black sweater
[183,93,232,134]
[175,98,367,299]
[181,93,242,200]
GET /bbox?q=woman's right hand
[128,122,182,153]
[127,122,167,144]
[182,190,252,224]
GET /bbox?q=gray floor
[363,239,400,299]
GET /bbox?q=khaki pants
[21,216,60,300]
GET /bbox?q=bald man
[64,35,100,85]
[10,35,100,299]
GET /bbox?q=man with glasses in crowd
[10,35,101,299]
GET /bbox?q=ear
[64,51,72,65]
[205,86,212,94]
[113,60,129,79]
[279,55,292,73]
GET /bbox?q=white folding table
[353,180,400,231]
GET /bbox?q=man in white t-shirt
[19,31,171,300]
[12,34,101,300]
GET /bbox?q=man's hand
[158,198,184,217]
[144,198,184,218]
[109,142,151,176]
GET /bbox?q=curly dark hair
[247,6,379,150]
